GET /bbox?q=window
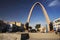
[55,20,60,23]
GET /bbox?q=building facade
[9,22,21,27]
[53,18,60,31]
[3,21,22,27]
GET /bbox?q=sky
[0,0,60,28]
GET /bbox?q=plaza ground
[0,32,60,40]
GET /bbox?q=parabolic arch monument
[26,2,51,31]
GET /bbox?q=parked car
[29,29,37,33]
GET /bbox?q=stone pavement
[0,32,60,40]
[29,33,60,40]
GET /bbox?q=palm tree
[35,24,41,31]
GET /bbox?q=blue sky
[0,0,60,28]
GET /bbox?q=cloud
[48,0,60,7]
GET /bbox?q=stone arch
[26,2,50,31]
